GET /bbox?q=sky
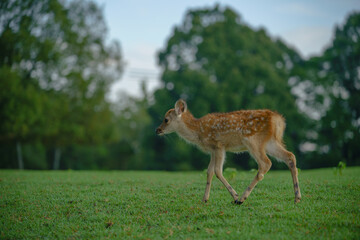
[95,0,360,100]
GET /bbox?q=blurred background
[0,0,359,170]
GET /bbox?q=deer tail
[272,113,286,146]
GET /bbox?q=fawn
[156,99,301,205]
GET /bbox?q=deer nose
[156,128,162,135]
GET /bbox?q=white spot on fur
[243,129,252,135]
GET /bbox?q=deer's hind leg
[266,140,301,203]
[238,143,272,204]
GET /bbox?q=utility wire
[124,67,161,81]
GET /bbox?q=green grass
[1,168,359,239]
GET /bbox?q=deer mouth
[156,128,164,135]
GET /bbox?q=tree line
[0,1,359,170]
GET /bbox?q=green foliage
[0,0,122,146]
[223,167,237,181]
[292,12,360,168]
[0,2,359,171]
[1,168,360,239]
[142,7,360,171]
[0,0,124,168]
[143,5,309,170]
[333,161,347,176]
[0,66,49,141]
[22,142,48,169]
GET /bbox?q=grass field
[1,167,359,239]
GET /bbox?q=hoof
[203,199,208,203]
[233,200,244,205]
[294,197,301,204]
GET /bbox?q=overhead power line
[124,67,161,80]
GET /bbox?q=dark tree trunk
[53,147,61,170]
[16,142,24,170]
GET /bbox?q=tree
[0,0,123,169]
[142,5,309,170]
[111,84,152,170]
[293,12,360,167]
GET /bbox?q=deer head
[156,99,187,135]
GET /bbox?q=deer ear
[175,99,187,116]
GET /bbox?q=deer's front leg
[203,156,215,203]
[213,149,239,202]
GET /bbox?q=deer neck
[176,111,200,144]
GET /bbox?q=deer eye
[164,118,169,123]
